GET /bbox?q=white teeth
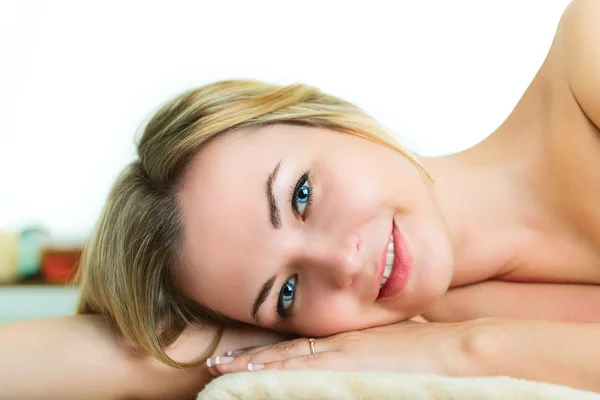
[381,265,392,287]
[381,235,395,289]
[385,253,394,265]
[384,264,392,278]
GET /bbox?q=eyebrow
[266,159,283,229]
[252,160,284,325]
[252,275,276,325]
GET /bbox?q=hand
[206,320,479,377]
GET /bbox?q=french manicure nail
[226,349,245,356]
[206,356,235,367]
[247,363,265,371]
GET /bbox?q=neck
[418,126,548,287]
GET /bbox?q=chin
[394,211,453,291]
[386,252,454,320]
[404,221,455,314]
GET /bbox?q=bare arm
[468,318,600,393]
[423,280,600,323]
[0,315,287,399]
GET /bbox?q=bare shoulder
[556,0,600,129]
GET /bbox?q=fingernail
[247,363,265,371]
[206,356,235,367]
[226,349,246,356]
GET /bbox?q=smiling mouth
[380,234,394,289]
[377,222,412,299]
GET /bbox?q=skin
[199,1,600,391]
[178,0,600,337]
[2,1,600,398]
[178,124,455,337]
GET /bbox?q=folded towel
[198,370,600,400]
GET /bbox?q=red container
[41,246,82,284]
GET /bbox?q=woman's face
[178,124,454,336]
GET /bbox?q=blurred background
[0,0,571,324]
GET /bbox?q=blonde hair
[75,79,428,368]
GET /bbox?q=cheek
[294,295,366,336]
[316,164,385,221]
[319,145,418,214]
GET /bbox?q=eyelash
[276,171,312,321]
[275,274,298,321]
[289,170,313,219]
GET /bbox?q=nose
[301,234,363,288]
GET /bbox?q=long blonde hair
[76,79,428,368]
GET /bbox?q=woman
[2,0,600,398]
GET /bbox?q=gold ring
[308,338,315,355]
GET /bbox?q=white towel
[197,370,600,400]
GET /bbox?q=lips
[376,221,412,300]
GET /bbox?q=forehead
[176,125,302,320]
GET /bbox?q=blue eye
[295,185,310,214]
[277,275,296,318]
[292,172,311,217]
[297,186,310,203]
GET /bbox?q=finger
[216,335,307,358]
[256,352,345,372]
[215,337,330,374]
[207,364,221,377]
[221,346,257,357]
[205,356,230,377]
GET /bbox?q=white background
[1,0,572,240]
